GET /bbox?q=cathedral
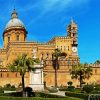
[0,9,99,88]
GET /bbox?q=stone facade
[0,69,29,87]
[0,9,99,88]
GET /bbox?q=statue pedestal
[29,64,44,91]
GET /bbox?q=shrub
[25,87,33,97]
[83,84,94,93]
[25,87,32,92]
[67,81,73,86]
[4,84,11,88]
[11,85,16,88]
[3,84,16,91]
[67,86,75,92]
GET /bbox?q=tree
[52,49,66,87]
[70,63,93,89]
[94,60,100,64]
[8,53,39,96]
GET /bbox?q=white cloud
[26,0,90,26]
[18,2,39,12]
[41,0,90,11]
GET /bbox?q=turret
[67,19,78,56]
[67,19,78,46]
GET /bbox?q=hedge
[0,96,83,100]
[34,92,64,98]
[0,92,22,97]
[59,86,75,92]
[65,91,88,99]
[0,91,84,100]
[0,92,65,98]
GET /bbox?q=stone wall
[0,72,29,87]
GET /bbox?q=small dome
[5,9,25,30]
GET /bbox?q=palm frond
[8,53,40,75]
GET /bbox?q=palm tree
[70,63,92,89]
[8,53,39,96]
[52,49,66,87]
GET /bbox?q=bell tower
[67,19,78,56]
[3,9,27,48]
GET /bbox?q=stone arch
[46,52,50,59]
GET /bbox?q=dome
[5,9,25,30]
[5,18,24,29]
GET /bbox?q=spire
[11,9,18,19]
[70,18,77,28]
[71,18,74,25]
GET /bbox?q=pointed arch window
[16,35,19,41]
[8,37,10,42]
[46,53,49,59]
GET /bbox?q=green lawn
[0,96,83,100]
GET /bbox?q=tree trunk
[55,59,58,87]
[55,68,57,87]
[52,54,58,88]
[22,73,25,97]
[80,74,83,89]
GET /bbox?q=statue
[32,48,37,59]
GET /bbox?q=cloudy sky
[0,0,100,63]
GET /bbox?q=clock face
[72,47,77,52]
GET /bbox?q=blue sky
[0,0,100,63]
